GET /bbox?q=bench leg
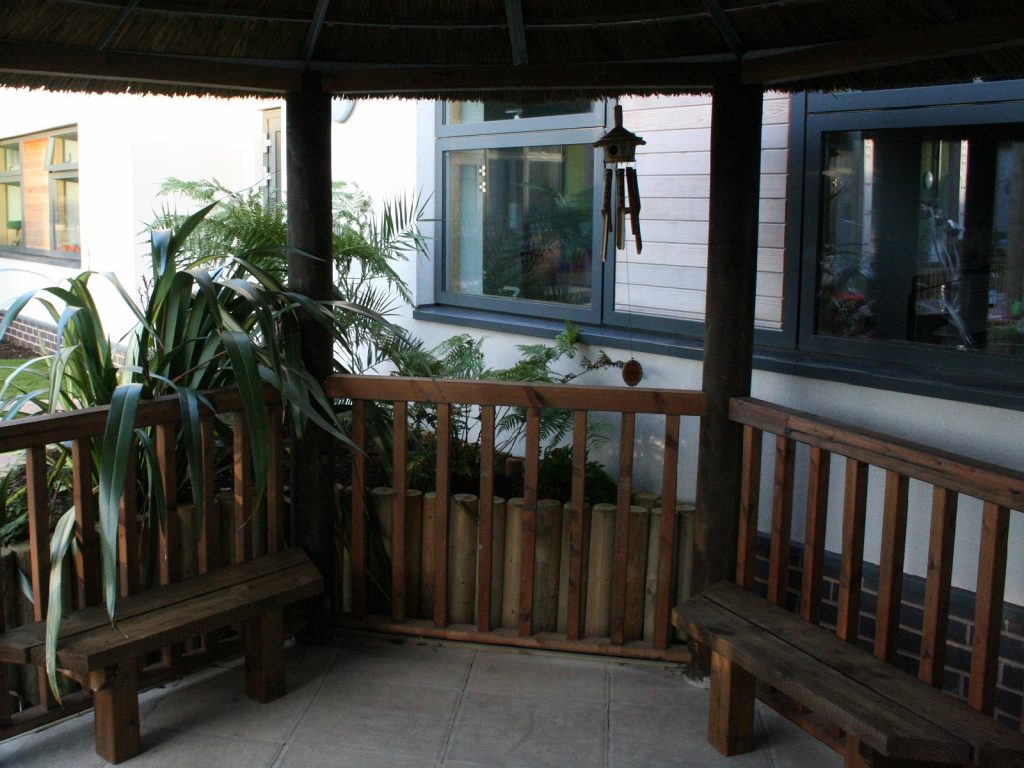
[93,664,140,764]
[244,609,285,703]
[708,648,756,756]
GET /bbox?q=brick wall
[0,312,58,353]
[753,535,1024,728]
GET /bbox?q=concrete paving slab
[609,660,706,710]
[120,728,282,768]
[274,742,439,768]
[446,689,607,768]
[757,703,842,768]
[465,648,608,703]
[289,681,460,761]
[325,638,474,692]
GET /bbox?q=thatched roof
[1,1,1024,99]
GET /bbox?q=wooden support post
[693,74,764,645]
[708,649,756,756]
[93,665,140,764]
[244,610,286,703]
[286,72,335,629]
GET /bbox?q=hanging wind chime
[595,104,646,386]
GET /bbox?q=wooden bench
[0,547,322,764]
[675,581,1024,767]
[671,397,1024,768]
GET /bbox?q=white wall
[407,96,1024,605]
[0,89,268,341]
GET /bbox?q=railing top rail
[0,387,277,453]
[730,396,1024,512]
[325,374,708,416]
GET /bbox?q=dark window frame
[788,82,1024,390]
[0,124,81,268]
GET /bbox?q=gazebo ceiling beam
[322,61,728,95]
[303,0,332,63]
[703,0,745,60]
[504,0,529,66]
[0,40,303,92]
[96,0,137,51]
[743,9,1024,85]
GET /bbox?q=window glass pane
[52,177,80,253]
[444,144,593,305]
[817,128,1024,358]
[0,143,19,173]
[0,182,21,246]
[446,100,591,124]
[48,133,78,166]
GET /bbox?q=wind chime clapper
[595,104,645,263]
[594,104,646,387]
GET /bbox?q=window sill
[0,247,81,269]
[412,304,1024,412]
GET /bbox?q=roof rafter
[703,0,745,59]
[303,0,331,63]
[742,9,1024,85]
[504,0,528,66]
[96,0,138,50]
[0,39,302,93]
[322,61,725,96]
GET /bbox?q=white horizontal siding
[613,93,790,331]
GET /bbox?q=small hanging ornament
[594,104,646,263]
[595,104,647,386]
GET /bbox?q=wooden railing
[731,396,1024,727]
[0,388,283,738]
[326,374,707,661]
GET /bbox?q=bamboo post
[502,498,525,629]
[420,492,436,617]
[488,497,507,630]
[585,502,617,638]
[643,506,662,642]
[448,493,478,625]
[404,489,424,619]
[370,487,394,557]
[533,499,563,633]
[625,504,650,641]
[675,503,697,640]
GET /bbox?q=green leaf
[220,331,269,502]
[45,507,77,702]
[97,383,143,621]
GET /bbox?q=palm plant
[0,202,377,695]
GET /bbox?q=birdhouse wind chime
[595,104,646,386]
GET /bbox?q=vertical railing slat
[264,404,284,556]
[71,438,99,608]
[156,423,182,584]
[611,412,636,644]
[476,404,496,632]
[968,501,1010,716]
[837,458,869,643]
[433,402,451,628]
[26,445,56,708]
[198,415,219,573]
[919,487,958,687]
[518,406,540,637]
[566,410,589,641]
[351,399,368,617]
[0,545,7,726]
[653,413,680,649]
[875,471,909,662]
[232,412,253,564]
[800,446,830,623]
[767,435,795,606]
[391,401,408,623]
[735,425,763,589]
[119,443,140,597]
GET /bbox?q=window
[436,100,606,322]
[0,126,81,265]
[796,84,1024,386]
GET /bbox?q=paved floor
[0,636,840,767]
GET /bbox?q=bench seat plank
[675,593,969,765]
[41,562,321,677]
[0,548,310,665]
[701,581,1024,768]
